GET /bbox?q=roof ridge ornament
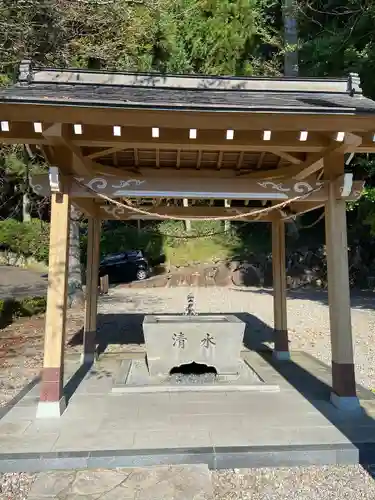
[347,73,362,96]
[18,59,33,84]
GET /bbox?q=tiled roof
[0,61,374,114]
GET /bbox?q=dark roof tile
[0,64,374,115]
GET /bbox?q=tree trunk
[283,0,299,77]
[22,192,31,222]
[67,204,85,309]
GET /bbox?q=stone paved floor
[1,350,375,460]
[27,465,213,499]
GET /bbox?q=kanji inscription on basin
[143,314,245,376]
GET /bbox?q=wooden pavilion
[0,61,374,417]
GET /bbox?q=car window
[101,253,127,265]
[126,251,143,260]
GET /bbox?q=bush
[0,296,47,328]
[18,296,47,317]
[0,219,50,263]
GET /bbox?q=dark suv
[98,250,150,283]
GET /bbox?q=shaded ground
[0,266,48,299]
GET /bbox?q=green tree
[154,0,280,75]
[297,0,375,236]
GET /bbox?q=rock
[231,263,261,287]
[214,264,231,286]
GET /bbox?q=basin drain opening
[169,362,217,377]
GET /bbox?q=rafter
[196,150,202,169]
[256,152,265,169]
[87,147,123,160]
[236,151,245,170]
[217,151,223,169]
[272,150,302,165]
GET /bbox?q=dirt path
[0,310,84,407]
[0,266,48,299]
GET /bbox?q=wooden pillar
[272,218,289,360]
[324,154,359,410]
[37,193,70,418]
[82,216,101,364]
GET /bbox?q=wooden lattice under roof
[92,148,291,172]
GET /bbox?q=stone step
[27,464,214,499]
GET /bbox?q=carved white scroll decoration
[257,181,291,192]
[102,205,126,219]
[111,179,146,189]
[74,177,108,191]
[293,181,322,194]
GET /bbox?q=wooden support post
[324,154,359,410]
[37,193,70,418]
[100,275,109,295]
[82,216,101,364]
[272,219,289,360]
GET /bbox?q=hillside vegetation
[1,0,375,283]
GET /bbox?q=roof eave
[0,96,365,115]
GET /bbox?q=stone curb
[0,443,372,473]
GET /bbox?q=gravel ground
[1,285,375,499]
[99,286,375,387]
[212,466,375,499]
[0,473,35,500]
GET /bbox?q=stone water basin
[143,314,245,377]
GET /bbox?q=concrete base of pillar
[36,397,66,419]
[330,392,362,412]
[272,350,290,361]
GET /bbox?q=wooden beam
[87,147,123,160]
[294,133,362,180]
[237,151,245,170]
[2,103,375,132]
[255,152,265,170]
[3,121,375,155]
[242,163,303,179]
[196,150,202,169]
[30,172,364,202]
[272,150,302,165]
[73,199,98,218]
[42,123,92,176]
